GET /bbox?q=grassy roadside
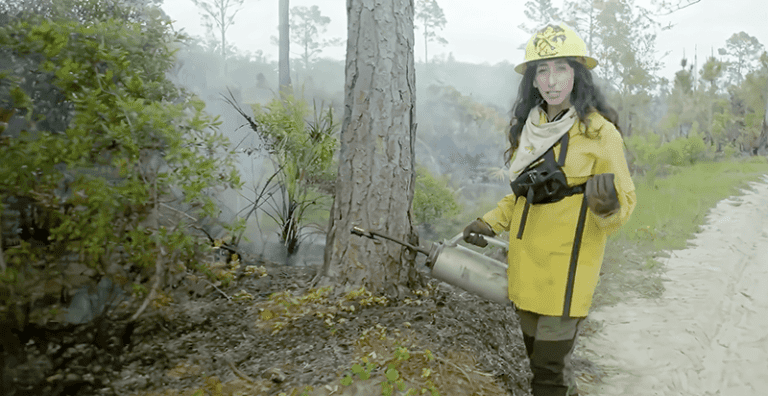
[591,157,768,310]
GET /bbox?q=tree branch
[202,277,231,301]
[130,177,165,323]
[160,202,198,223]
[653,0,701,16]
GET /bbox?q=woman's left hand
[586,173,620,217]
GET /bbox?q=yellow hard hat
[515,23,598,74]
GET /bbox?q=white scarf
[508,106,577,181]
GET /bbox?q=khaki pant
[516,308,585,396]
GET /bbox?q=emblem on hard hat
[534,25,567,58]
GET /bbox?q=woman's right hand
[463,218,496,247]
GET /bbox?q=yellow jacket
[482,110,636,317]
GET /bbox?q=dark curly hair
[504,58,620,165]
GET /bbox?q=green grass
[592,157,768,309]
[614,158,768,251]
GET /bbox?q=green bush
[746,155,768,164]
[0,12,241,329]
[626,132,662,171]
[249,95,338,190]
[657,141,684,166]
[615,159,768,249]
[656,132,707,166]
[413,166,461,235]
[722,143,738,159]
[628,125,709,171]
[236,95,338,255]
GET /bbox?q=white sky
[160,0,768,82]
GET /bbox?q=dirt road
[576,175,768,396]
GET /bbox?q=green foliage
[674,67,693,94]
[190,0,245,59]
[244,95,338,255]
[722,143,738,159]
[0,10,241,326]
[343,361,375,385]
[711,110,732,147]
[719,31,765,85]
[289,5,340,71]
[627,129,709,172]
[0,0,166,27]
[517,0,561,34]
[413,166,460,227]
[626,132,659,171]
[588,0,662,93]
[250,95,338,192]
[419,84,507,182]
[255,285,391,336]
[699,56,727,92]
[341,344,441,396]
[615,159,768,250]
[657,128,707,166]
[595,158,768,310]
[415,0,448,62]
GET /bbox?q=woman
[462,24,636,396]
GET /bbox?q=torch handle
[449,232,509,249]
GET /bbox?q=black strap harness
[509,130,590,317]
[510,132,586,239]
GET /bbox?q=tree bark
[221,17,227,77]
[758,81,768,155]
[424,23,428,64]
[279,0,292,93]
[320,0,422,297]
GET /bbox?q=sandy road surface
[576,175,768,396]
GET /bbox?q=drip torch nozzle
[351,226,374,239]
[349,226,431,256]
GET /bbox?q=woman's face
[533,59,575,107]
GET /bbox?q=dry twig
[225,359,256,384]
[202,278,232,301]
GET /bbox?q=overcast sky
[160,0,768,82]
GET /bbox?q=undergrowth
[614,158,768,250]
[130,279,510,396]
[591,157,768,310]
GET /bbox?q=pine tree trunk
[221,23,227,77]
[320,0,422,297]
[278,0,292,92]
[424,25,428,64]
[759,85,768,155]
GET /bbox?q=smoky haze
[160,0,768,264]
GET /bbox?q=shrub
[0,12,241,337]
[656,133,707,166]
[413,166,461,235]
[626,132,662,171]
[722,143,738,159]
[228,95,339,256]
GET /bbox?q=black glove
[586,173,620,218]
[463,218,496,247]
